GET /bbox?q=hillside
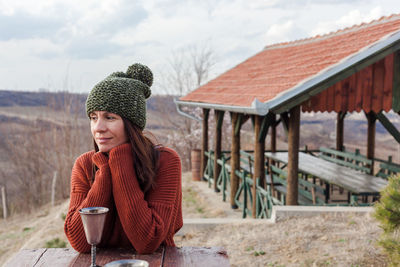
[0,90,178,117]
[0,90,399,218]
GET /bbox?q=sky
[1,0,400,95]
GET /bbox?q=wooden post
[1,186,7,219]
[230,112,241,209]
[287,106,300,205]
[271,114,277,152]
[336,112,346,151]
[253,115,266,217]
[366,111,376,174]
[51,171,57,206]
[200,109,210,180]
[269,114,277,197]
[213,110,224,192]
[336,111,346,194]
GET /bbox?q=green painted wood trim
[376,112,400,144]
[280,112,289,135]
[273,41,400,114]
[240,150,254,159]
[379,162,400,172]
[216,110,225,130]
[270,165,287,176]
[298,178,326,195]
[251,115,255,130]
[339,111,347,120]
[377,161,400,178]
[393,51,400,112]
[235,113,243,136]
[319,154,371,173]
[203,108,210,120]
[319,147,372,163]
[258,112,276,142]
[258,116,268,142]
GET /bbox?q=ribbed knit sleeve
[108,143,182,254]
[64,151,114,253]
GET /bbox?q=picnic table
[265,152,388,203]
[5,246,229,267]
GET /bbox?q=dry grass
[177,173,388,267]
[0,201,70,265]
[175,213,387,267]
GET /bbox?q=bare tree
[191,44,215,87]
[157,42,216,170]
[1,92,91,214]
[159,42,216,96]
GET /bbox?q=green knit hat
[86,63,153,130]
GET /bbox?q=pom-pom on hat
[86,63,153,130]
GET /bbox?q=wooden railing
[202,148,393,219]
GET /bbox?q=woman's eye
[90,116,97,121]
[106,116,115,120]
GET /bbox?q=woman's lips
[96,137,111,144]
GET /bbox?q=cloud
[264,20,307,45]
[336,7,383,27]
[310,7,383,36]
[64,38,123,59]
[0,11,63,40]
[0,0,148,56]
[0,38,63,60]
[1,0,400,92]
[64,1,148,39]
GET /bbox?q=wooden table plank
[163,247,230,267]
[34,248,78,266]
[6,247,229,267]
[265,152,387,194]
[5,248,47,267]
[133,247,163,267]
[69,248,163,267]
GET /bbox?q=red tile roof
[180,14,400,110]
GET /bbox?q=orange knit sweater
[64,143,183,254]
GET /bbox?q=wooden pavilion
[175,15,400,217]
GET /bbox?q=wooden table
[5,246,230,267]
[265,152,388,202]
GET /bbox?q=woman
[64,63,183,254]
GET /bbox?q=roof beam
[376,112,400,144]
[259,112,276,142]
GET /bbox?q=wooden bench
[270,165,326,205]
[240,150,286,186]
[376,159,400,179]
[265,151,387,205]
[319,147,372,174]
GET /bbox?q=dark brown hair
[92,118,160,192]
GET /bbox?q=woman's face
[90,111,128,153]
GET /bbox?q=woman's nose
[94,118,107,132]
